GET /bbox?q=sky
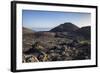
[22,10,91,31]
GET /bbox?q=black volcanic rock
[50,22,79,32]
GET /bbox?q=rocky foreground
[22,22,91,63]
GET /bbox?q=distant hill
[75,26,91,40]
[50,22,79,32]
[23,27,34,34]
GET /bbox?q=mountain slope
[75,26,91,40]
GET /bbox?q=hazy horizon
[23,24,91,32]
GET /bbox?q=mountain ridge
[50,22,79,32]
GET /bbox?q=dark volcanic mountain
[50,22,79,32]
[50,22,91,40]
